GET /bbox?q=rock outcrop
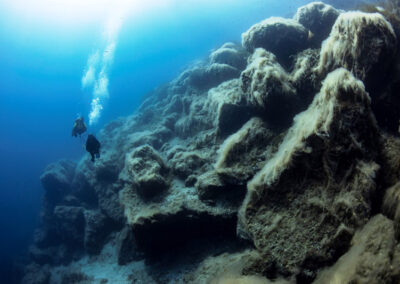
[314,215,400,283]
[239,68,380,279]
[120,145,170,200]
[240,49,300,127]
[210,42,249,71]
[294,1,341,47]
[242,17,309,67]
[317,11,397,92]
[22,1,400,283]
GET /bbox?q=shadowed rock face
[131,207,238,258]
[23,1,400,283]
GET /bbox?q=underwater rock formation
[293,1,341,47]
[314,214,400,283]
[240,48,300,128]
[209,42,249,71]
[22,1,400,283]
[121,144,170,200]
[239,68,380,279]
[242,17,309,67]
[317,11,397,91]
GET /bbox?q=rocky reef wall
[21,2,400,283]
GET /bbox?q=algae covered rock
[215,117,277,180]
[317,11,397,91]
[23,1,400,283]
[383,181,400,239]
[169,150,206,179]
[184,250,274,284]
[174,78,250,140]
[185,63,241,91]
[122,145,170,200]
[239,68,380,278]
[294,1,340,47]
[209,42,249,70]
[240,49,300,127]
[242,17,309,67]
[290,48,320,104]
[207,79,252,138]
[314,214,400,283]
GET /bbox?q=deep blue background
[0,0,356,281]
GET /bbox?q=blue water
[0,0,333,280]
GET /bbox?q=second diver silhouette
[85,134,101,162]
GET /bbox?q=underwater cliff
[20,1,400,283]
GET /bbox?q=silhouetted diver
[86,134,100,162]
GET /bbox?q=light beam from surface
[1,0,174,28]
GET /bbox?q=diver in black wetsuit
[86,134,101,162]
[71,117,87,137]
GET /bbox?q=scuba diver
[71,116,100,162]
[72,116,87,137]
[86,134,101,162]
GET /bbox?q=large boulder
[294,1,341,47]
[239,68,381,279]
[121,145,170,200]
[314,215,400,283]
[189,63,241,90]
[242,17,309,67]
[177,62,241,91]
[206,79,253,138]
[209,42,249,70]
[317,11,397,92]
[240,49,300,128]
[215,117,277,181]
